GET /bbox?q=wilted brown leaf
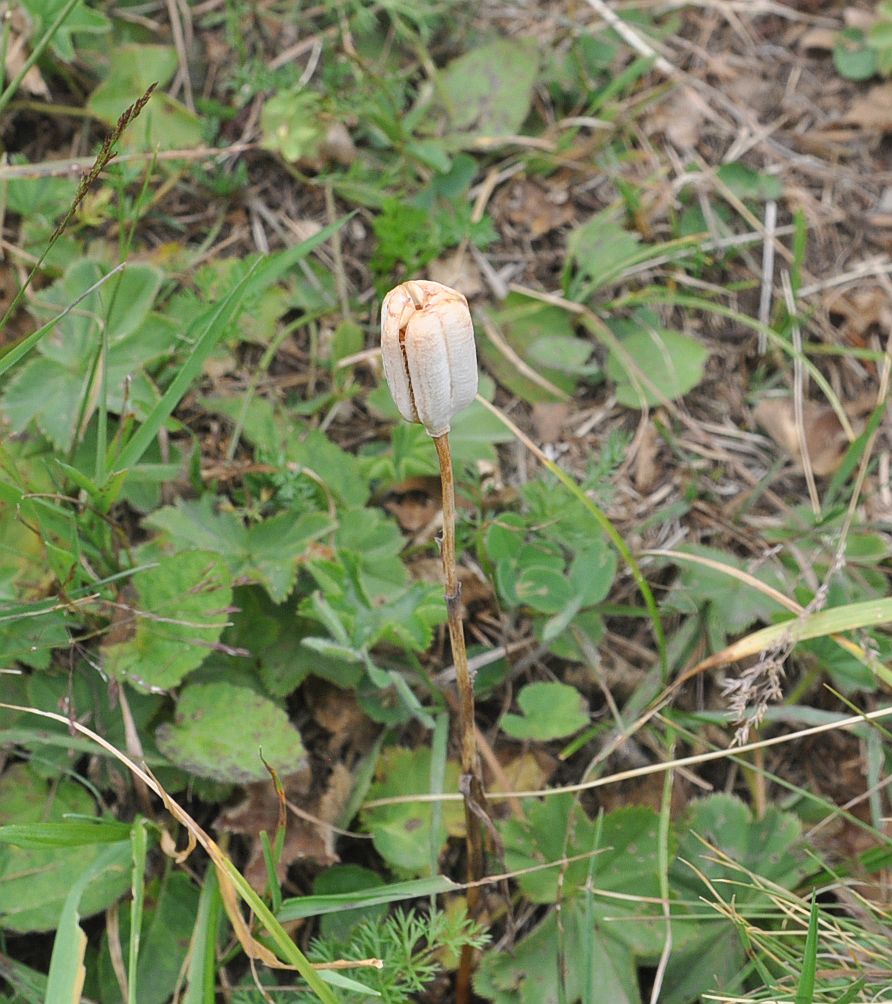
[490,748,556,795]
[754,397,851,476]
[843,84,892,133]
[497,177,575,239]
[531,402,570,443]
[215,762,352,891]
[382,476,442,532]
[633,418,660,493]
[651,86,709,149]
[824,285,892,343]
[304,680,378,757]
[411,557,492,611]
[797,27,837,52]
[7,11,49,98]
[428,251,485,298]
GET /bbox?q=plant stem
[433,432,488,999]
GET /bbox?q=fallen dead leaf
[651,86,708,149]
[216,767,329,892]
[797,27,837,52]
[303,679,378,757]
[382,475,442,532]
[633,418,660,494]
[531,402,570,443]
[754,397,852,476]
[844,6,876,31]
[428,251,485,297]
[843,83,892,133]
[824,285,891,344]
[490,748,557,795]
[496,177,576,239]
[7,10,49,98]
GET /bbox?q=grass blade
[182,866,221,1004]
[44,843,128,1004]
[0,820,133,847]
[127,820,149,1004]
[278,876,460,921]
[794,892,818,1004]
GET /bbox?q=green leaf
[501,798,668,953]
[155,682,305,784]
[436,39,539,144]
[278,875,458,922]
[662,794,807,1003]
[0,820,133,848]
[664,544,785,635]
[45,842,130,1003]
[87,45,202,149]
[477,294,588,403]
[101,551,233,691]
[287,428,370,508]
[243,512,332,602]
[19,0,110,62]
[501,681,589,740]
[717,162,783,201]
[223,589,341,697]
[260,89,326,162]
[145,498,332,603]
[671,794,806,904]
[870,14,892,50]
[474,903,639,1004]
[309,865,387,942]
[0,764,131,932]
[795,893,819,1004]
[449,397,521,464]
[606,313,709,408]
[514,564,577,614]
[97,872,200,1004]
[833,28,877,81]
[1,261,168,450]
[361,747,464,877]
[566,211,642,291]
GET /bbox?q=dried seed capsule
[380,279,478,438]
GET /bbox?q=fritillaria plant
[380,279,488,915]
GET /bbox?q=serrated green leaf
[101,551,233,691]
[155,682,305,784]
[473,901,639,1004]
[501,797,666,948]
[145,498,332,602]
[671,794,806,902]
[1,262,169,450]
